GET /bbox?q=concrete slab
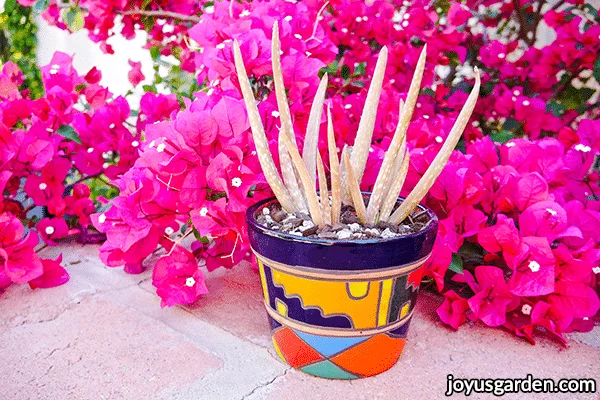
[1,244,598,400]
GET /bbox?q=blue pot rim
[246,193,438,246]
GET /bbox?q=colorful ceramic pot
[247,196,438,379]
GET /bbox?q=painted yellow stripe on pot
[400,302,411,319]
[347,281,370,299]
[258,260,270,304]
[275,299,288,316]
[377,279,394,327]
[265,302,414,337]
[272,337,287,363]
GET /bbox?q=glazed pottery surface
[246,196,438,379]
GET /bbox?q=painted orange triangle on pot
[273,327,324,368]
[330,334,406,377]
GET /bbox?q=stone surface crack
[239,367,291,400]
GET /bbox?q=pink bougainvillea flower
[127,60,145,87]
[505,237,556,297]
[152,246,208,308]
[468,266,519,327]
[437,290,470,330]
[37,217,69,246]
[0,213,43,284]
[28,255,69,289]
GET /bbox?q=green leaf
[56,125,82,144]
[502,117,520,131]
[62,7,85,33]
[584,4,598,21]
[558,85,595,110]
[340,64,351,80]
[353,62,366,77]
[593,55,600,84]
[547,101,566,117]
[32,0,50,14]
[489,130,513,144]
[448,253,464,275]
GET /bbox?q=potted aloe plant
[237,22,480,379]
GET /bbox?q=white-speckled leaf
[343,147,367,224]
[379,148,410,222]
[327,107,342,224]
[233,40,296,213]
[281,131,324,227]
[272,23,307,211]
[389,68,481,225]
[316,151,331,225]
[302,73,328,185]
[366,45,426,223]
[349,46,388,186]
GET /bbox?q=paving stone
[0,296,222,400]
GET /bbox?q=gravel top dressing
[255,200,431,241]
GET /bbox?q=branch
[118,9,201,23]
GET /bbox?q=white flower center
[546,208,557,216]
[341,28,348,33]
[522,100,530,106]
[98,214,106,224]
[355,16,362,22]
[528,260,541,273]
[574,143,591,153]
[148,140,156,148]
[521,304,532,315]
[435,136,443,143]
[231,177,242,187]
[513,89,521,96]
[87,147,94,153]
[45,226,55,235]
[498,53,506,59]
[131,141,139,147]
[284,15,292,21]
[239,10,250,17]
[592,267,600,274]
[109,123,115,129]
[185,277,196,287]
[506,142,516,148]
[344,104,352,109]
[164,227,174,235]
[200,207,208,217]
[39,183,48,190]
[271,111,280,118]
[156,143,166,152]
[294,34,303,39]
[216,43,225,50]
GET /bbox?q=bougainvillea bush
[2,0,599,344]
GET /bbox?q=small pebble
[337,230,352,239]
[302,220,315,229]
[272,210,288,223]
[348,223,361,232]
[262,207,270,215]
[331,222,346,232]
[318,231,338,239]
[365,228,380,237]
[381,228,396,239]
[302,226,319,237]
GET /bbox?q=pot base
[269,314,409,379]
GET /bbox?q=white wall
[35,16,153,105]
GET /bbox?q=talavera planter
[247,195,438,379]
